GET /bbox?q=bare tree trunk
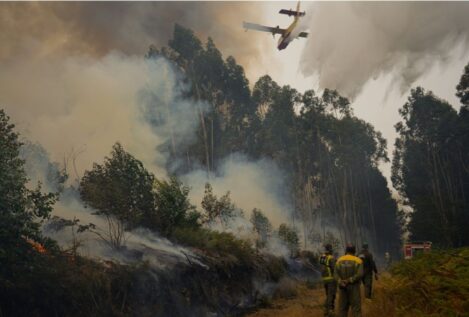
[211,117,214,171]
[366,169,378,245]
[194,84,211,177]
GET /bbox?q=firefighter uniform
[334,249,364,317]
[358,245,378,299]
[320,249,337,317]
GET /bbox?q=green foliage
[146,25,404,256]
[0,109,57,280]
[172,227,255,266]
[201,183,236,228]
[278,224,300,257]
[79,143,156,249]
[80,142,155,228]
[79,143,203,242]
[456,61,469,107]
[368,248,469,317]
[392,87,469,247]
[322,88,352,118]
[149,176,201,236]
[149,24,258,172]
[169,24,203,63]
[250,208,272,249]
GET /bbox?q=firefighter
[384,251,392,270]
[358,242,378,299]
[320,243,337,317]
[334,244,363,317]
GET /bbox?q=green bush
[172,227,255,265]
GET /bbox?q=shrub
[367,248,469,317]
[172,227,255,265]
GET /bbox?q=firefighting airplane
[243,2,308,50]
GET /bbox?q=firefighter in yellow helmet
[320,243,337,317]
[334,244,364,317]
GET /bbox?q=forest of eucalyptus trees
[392,66,469,248]
[147,25,403,256]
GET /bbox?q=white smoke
[183,154,295,257]
[184,154,292,229]
[3,53,203,177]
[12,50,295,260]
[10,53,210,265]
[300,2,469,98]
[45,196,206,269]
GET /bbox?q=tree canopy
[144,24,404,256]
[392,87,469,247]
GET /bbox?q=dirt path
[246,284,325,317]
[246,281,381,317]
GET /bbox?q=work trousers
[362,273,373,299]
[323,280,337,316]
[337,282,361,317]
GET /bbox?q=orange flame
[25,238,47,254]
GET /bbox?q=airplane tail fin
[279,1,305,18]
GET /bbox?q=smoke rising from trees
[11,53,293,257]
[1,54,198,177]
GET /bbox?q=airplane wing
[279,9,306,17]
[243,22,286,35]
[298,32,308,38]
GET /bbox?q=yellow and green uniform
[320,253,337,316]
[334,254,364,317]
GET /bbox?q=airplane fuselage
[277,33,292,50]
[243,1,307,51]
[277,16,299,50]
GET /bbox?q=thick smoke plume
[3,54,201,177]
[9,51,294,259]
[20,141,205,268]
[0,2,269,79]
[184,155,291,229]
[301,2,469,98]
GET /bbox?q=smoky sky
[0,1,269,68]
[3,2,468,99]
[301,2,469,98]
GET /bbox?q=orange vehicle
[403,241,432,259]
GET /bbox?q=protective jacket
[334,254,363,285]
[319,253,336,283]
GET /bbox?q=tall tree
[0,109,56,277]
[456,61,469,108]
[147,26,402,255]
[392,87,469,247]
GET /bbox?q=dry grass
[246,280,383,317]
[247,249,469,317]
[367,248,469,317]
